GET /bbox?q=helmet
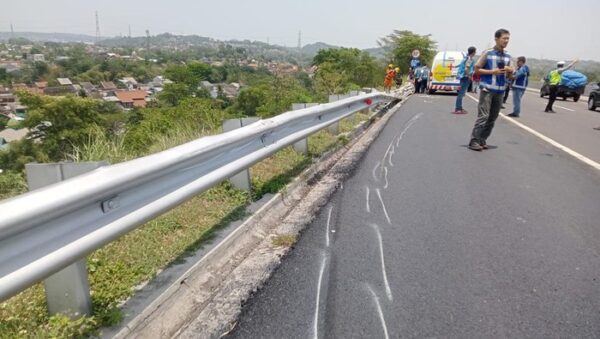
[388,64,394,68]
[394,67,400,72]
[557,61,565,68]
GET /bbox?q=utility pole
[145,29,150,50]
[128,24,131,39]
[297,30,302,50]
[10,22,14,39]
[95,11,101,43]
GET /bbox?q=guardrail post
[291,103,319,154]
[222,118,260,191]
[25,161,108,318]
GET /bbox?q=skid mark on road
[325,206,333,247]
[365,283,390,339]
[383,167,389,189]
[313,253,328,339]
[369,223,393,301]
[395,113,423,147]
[372,161,381,182]
[375,188,392,224]
[366,186,371,213]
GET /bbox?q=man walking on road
[545,59,578,113]
[468,29,513,151]
[454,46,477,114]
[507,56,529,118]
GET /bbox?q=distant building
[0,128,29,143]
[57,78,73,86]
[114,90,147,109]
[28,54,46,62]
[100,81,117,91]
[119,77,138,90]
[0,93,15,104]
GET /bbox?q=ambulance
[427,51,465,94]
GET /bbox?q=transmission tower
[145,29,150,50]
[10,23,14,38]
[95,11,101,42]
[297,30,302,49]
[128,25,131,39]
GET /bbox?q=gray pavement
[493,89,600,163]
[225,93,600,338]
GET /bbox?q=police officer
[545,59,578,113]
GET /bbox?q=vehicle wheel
[540,91,544,98]
[428,88,436,95]
[562,96,567,101]
[573,94,580,102]
[589,96,597,111]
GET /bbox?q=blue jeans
[512,88,525,116]
[455,77,471,111]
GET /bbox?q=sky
[1,0,599,61]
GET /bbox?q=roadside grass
[271,234,297,247]
[0,111,370,338]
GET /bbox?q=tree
[312,48,382,93]
[158,83,193,106]
[313,62,349,96]
[236,87,267,116]
[21,94,114,160]
[378,30,437,71]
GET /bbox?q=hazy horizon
[1,0,598,61]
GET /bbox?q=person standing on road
[468,28,514,151]
[545,59,578,113]
[419,64,430,93]
[454,46,477,114]
[507,56,530,118]
[414,66,423,93]
[384,64,395,93]
[394,67,403,88]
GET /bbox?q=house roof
[114,90,147,108]
[80,82,96,91]
[57,78,72,86]
[120,77,138,85]
[100,81,117,90]
[35,81,47,88]
[0,128,29,142]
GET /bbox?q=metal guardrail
[0,89,409,303]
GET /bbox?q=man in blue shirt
[454,46,476,114]
[468,28,514,151]
[507,56,529,118]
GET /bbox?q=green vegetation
[0,47,375,337]
[378,30,437,70]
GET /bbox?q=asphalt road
[225,93,600,338]
[490,88,600,163]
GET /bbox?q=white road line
[366,186,371,213]
[372,161,381,182]
[388,145,395,167]
[383,167,389,189]
[466,94,600,171]
[366,284,390,339]
[313,254,327,339]
[325,206,333,247]
[554,105,575,112]
[375,188,392,224]
[370,223,393,301]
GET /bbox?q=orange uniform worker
[384,64,396,92]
